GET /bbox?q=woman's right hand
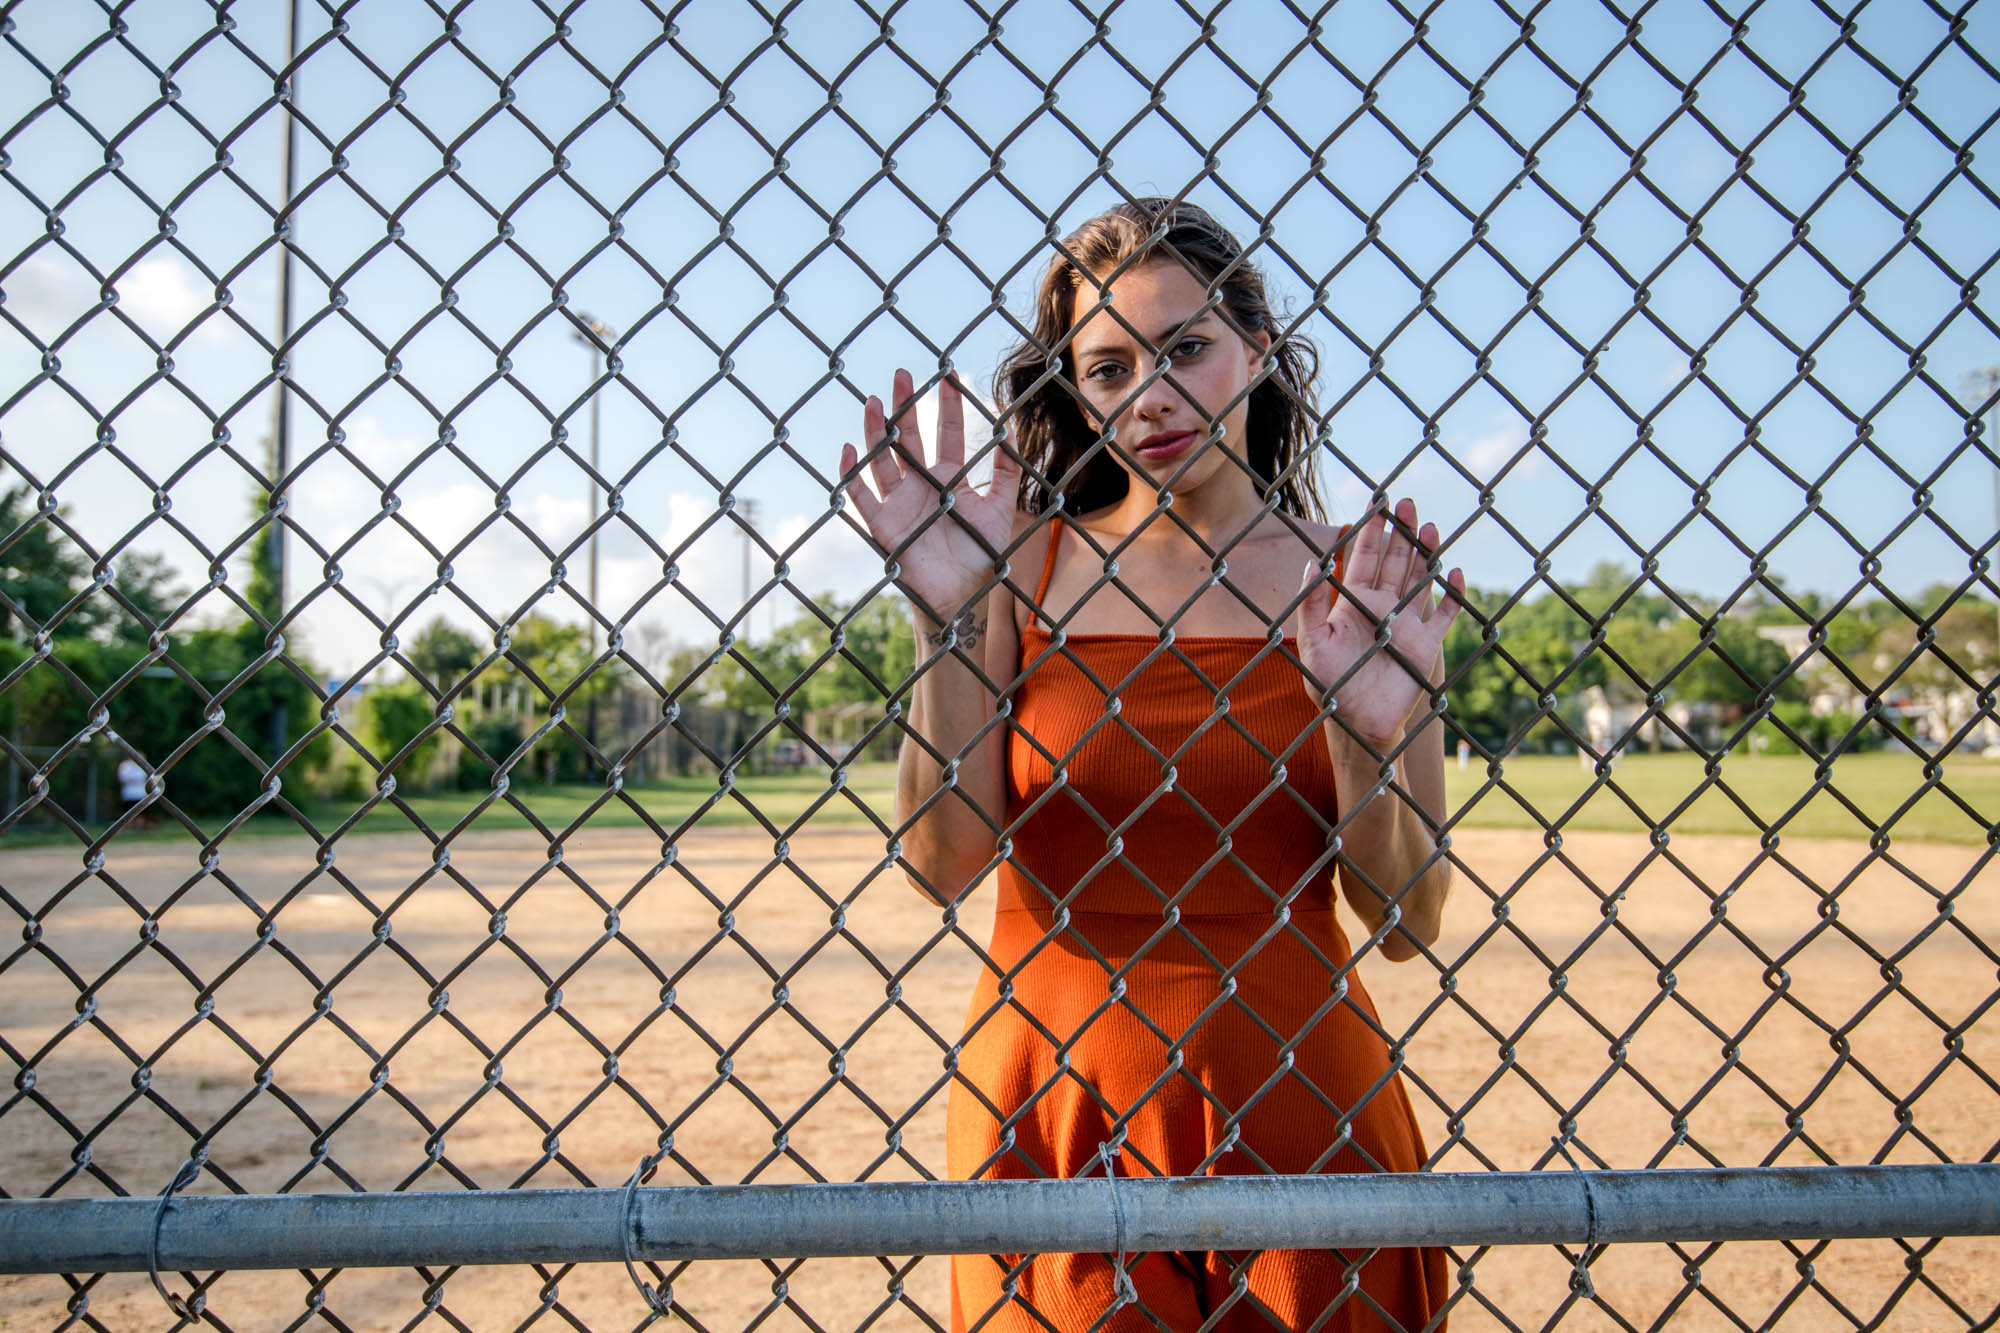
[840,368,1022,621]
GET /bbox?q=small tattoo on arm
[926,610,986,651]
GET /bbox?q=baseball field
[1,753,1994,1328]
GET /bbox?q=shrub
[363,682,443,791]
[456,714,526,789]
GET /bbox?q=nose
[1129,354,1187,424]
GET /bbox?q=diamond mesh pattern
[1,0,1996,1329]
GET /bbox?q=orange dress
[946,519,1446,1332]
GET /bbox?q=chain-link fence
[2,0,1997,1329]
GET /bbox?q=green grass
[301,762,906,838]
[350,750,1988,845]
[1443,750,2000,844]
[0,764,904,847]
[7,753,1996,849]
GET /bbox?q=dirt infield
[2,823,1993,1329]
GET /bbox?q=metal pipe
[2,1166,1994,1275]
[263,0,303,762]
[571,314,613,768]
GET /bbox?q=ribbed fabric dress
[945,518,1446,1332]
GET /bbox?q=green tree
[363,681,444,790]
[0,485,89,640]
[806,594,916,710]
[104,551,183,645]
[408,618,482,689]
[1879,593,1996,698]
[1443,583,1606,751]
[1680,617,1800,709]
[496,614,626,781]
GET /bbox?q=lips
[1134,431,1199,462]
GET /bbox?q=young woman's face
[1066,258,1269,503]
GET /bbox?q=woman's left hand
[1294,497,1465,752]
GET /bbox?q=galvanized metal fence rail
[1,0,1996,1330]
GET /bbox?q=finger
[935,374,966,472]
[1295,560,1327,682]
[840,442,881,526]
[863,395,901,495]
[1410,520,1439,620]
[1421,568,1467,655]
[1385,497,1422,601]
[985,417,1024,498]
[1307,555,1341,629]
[1436,568,1466,628]
[1350,501,1389,587]
[890,367,925,467]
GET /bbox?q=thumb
[1295,560,1323,636]
[984,421,1023,491]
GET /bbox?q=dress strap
[1032,515,1065,608]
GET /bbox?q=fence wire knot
[1551,1134,1598,1299]
[622,1151,673,1317]
[1096,1140,1138,1308]
[147,1145,209,1321]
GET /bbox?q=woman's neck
[1103,465,1268,548]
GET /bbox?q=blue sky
[2,0,1995,675]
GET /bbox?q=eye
[1166,337,1207,362]
[1083,360,1125,383]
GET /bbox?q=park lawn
[7,753,1992,849]
[302,762,905,839]
[1443,749,2000,845]
[329,751,1997,847]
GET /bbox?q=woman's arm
[895,565,1023,904]
[1294,498,1463,961]
[839,370,1025,904]
[1325,653,1452,962]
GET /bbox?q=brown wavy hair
[994,197,1325,521]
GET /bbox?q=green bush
[1752,700,1836,757]
[456,714,526,789]
[363,682,443,791]
[3,628,327,818]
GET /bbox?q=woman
[840,199,1460,1331]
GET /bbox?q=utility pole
[740,497,762,645]
[1962,366,2000,728]
[265,0,302,763]
[571,313,615,767]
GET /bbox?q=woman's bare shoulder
[1272,514,1350,554]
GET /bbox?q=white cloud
[343,415,416,473]
[83,400,900,674]
[6,252,223,345]
[119,258,214,341]
[1456,416,1540,480]
[7,252,91,326]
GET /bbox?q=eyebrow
[1071,310,1218,360]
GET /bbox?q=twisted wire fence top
[0,0,1996,1329]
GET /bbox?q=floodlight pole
[1962,366,2000,737]
[740,497,762,646]
[264,0,302,764]
[571,314,615,766]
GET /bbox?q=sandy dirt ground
[1,823,1993,1331]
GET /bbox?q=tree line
[1441,561,1992,755]
[2,476,1989,823]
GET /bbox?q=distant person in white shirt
[116,756,153,828]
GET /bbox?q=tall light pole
[740,497,762,645]
[265,0,303,763]
[1964,367,2000,740]
[571,313,614,765]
